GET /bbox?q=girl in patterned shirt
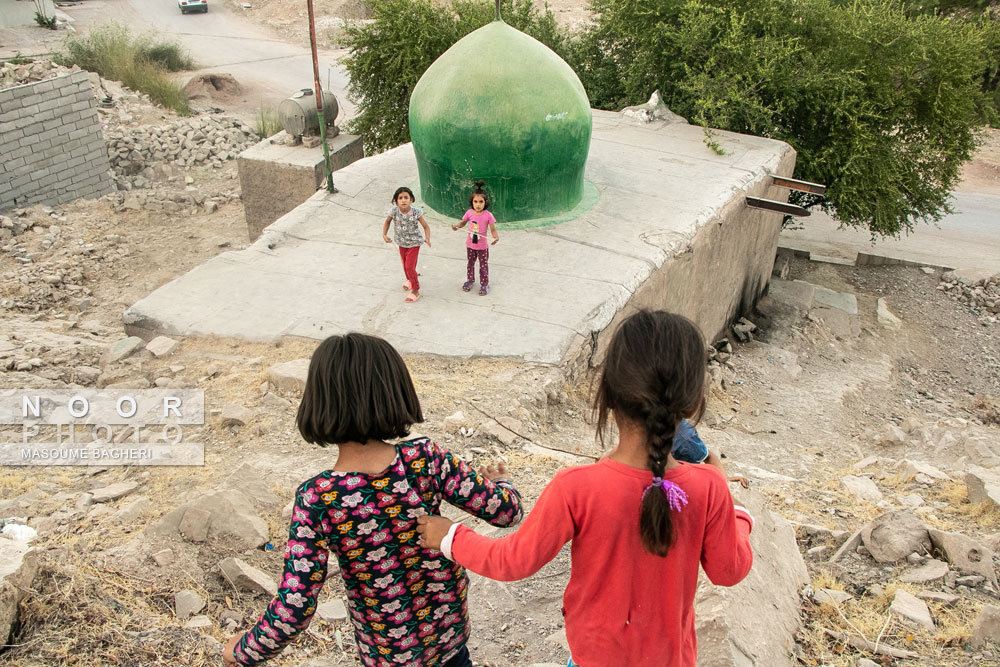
[382,186,432,303]
[224,333,522,667]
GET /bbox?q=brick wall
[0,71,114,211]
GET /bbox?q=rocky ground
[2,54,1000,667]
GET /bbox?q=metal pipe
[307,0,335,193]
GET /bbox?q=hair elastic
[642,477,688,512]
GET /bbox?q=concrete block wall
[0,71,114,211]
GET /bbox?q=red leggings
[399,246,420,292]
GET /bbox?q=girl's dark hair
[297,333,424,446]
[393,186,415,204]
[593,310,706,557]
[469,180,490,209]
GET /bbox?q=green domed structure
[409,19,592,221]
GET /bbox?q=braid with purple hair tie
[642,477,688,512]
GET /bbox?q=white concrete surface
[779,192,1000,273]
[124,111,793,362]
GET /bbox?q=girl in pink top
[450,181,498,296]
[417,311,755,666]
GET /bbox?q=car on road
[178,0,207,13]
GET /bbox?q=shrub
[58,23,194,114]
[252,106,282,139]
[578,0,993,237]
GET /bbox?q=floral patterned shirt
[387,204,425,248]
[234,437,523,667]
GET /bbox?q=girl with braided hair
[417,310,754,666]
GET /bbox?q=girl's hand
[451,224,459,231]
[728,475,750,489]
[424,239,432,248]
[490,237,499,246]
[223,635,240,665]
[382,234,391,244]
[480,461,509,483]
[416,515,454,550]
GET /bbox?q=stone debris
[104,116,256,190]
[178,507,211,542]
[841,475,882,502]
[939,270,1000,325]
[146,336,180,357]
[184,615,212,629]
[812,286,858,315]
[316,599,348,623]
[110,496,150,524]
[152,548,174,567]
[174,589,205,619]
[443,411,467,431]
[813,588,853,605]
[861,511,931,563]
[927,529,997,588]
[890,589,935,629]
[90,481,140,503]
[876,298,903,330]
[100,336,146,367]
[900,460,951,482]
[267,358,310,393]
[730,317,757,343]
[148,490,270,549]
[219,557,277,596]
[966,466,1000,507]
[970,604,1000,649]
[220,404,253,427]
[916,590,960,606]
[0,59,80,90]
[900,558,949,584]
[0,540,39,648]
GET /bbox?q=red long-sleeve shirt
[450,459,753,666]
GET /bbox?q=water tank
[278,89,339,137]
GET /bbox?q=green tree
[342,0,566,154]
[575,0,992,237]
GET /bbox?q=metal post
[307,0,335,193]
[495,0,501,20]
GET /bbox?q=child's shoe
[462,282,472,292]
[478,286,488,296]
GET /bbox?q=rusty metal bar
[745,196,810,217]
[771,175,826,195]
[307,0,335,193]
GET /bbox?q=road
[63,0,354,117]
[779,191,1000,273]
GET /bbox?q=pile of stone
[938,268,1000,325]
[0,59,79,91]
[104,116,257,189]
[104,186,241,215]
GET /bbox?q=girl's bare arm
[418,216,431,247]
[382,216,392,243]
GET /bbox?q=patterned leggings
[466,247,489,287]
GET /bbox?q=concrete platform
[124,110,795,364]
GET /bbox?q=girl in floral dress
[224,333,522,667]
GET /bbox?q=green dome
[409,20,591,221]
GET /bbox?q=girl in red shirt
[417,311,754,666]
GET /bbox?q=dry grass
[5,550,218,666]
[0,470,34,495]
[800,574,986,666]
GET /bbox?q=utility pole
[306,0,335,192]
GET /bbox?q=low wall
[591,145,797,363]
[0,71,114,211]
